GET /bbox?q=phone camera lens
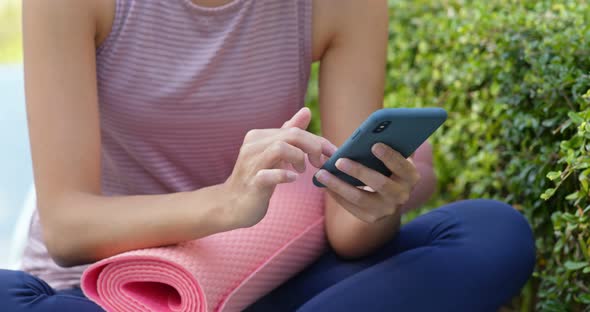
[373,121,391,133]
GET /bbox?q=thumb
[282,107,312,130]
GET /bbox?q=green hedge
[0,1,22,64]
[307,0,589,310]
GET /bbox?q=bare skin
[22,0,436,267]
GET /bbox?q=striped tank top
[22,0,313,290]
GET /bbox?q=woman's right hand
[224,107,337,229]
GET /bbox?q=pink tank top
[22,0,312,290]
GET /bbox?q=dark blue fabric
[1,199,535,312]
[245,199,536,312]
[0,270,103,311]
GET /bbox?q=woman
[1,0,535,311]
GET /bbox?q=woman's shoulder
[311,0,388,62]
[23,0,115,49]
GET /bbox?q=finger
[278,128,334,168]
[251,128,326,168]
[278,160,290,170]
[334,158,401,195]
[314,169,377,209]
[371,143,421,185]
[282,107,311,129]
[254,169,297,188]
[403,157,421,188]
[280,107,337,158]
[247,128,337,160]
[320,154,331,166]
[261,141,307,173]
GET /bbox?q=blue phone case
[313,108,447,187]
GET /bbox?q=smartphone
[313,107,447,187]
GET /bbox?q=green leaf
[569,112,585,125]
[564,261,589,271]
[579,293,590,304]
[565,191,579,201]
[541,188,556,200]
[546,171,562,181]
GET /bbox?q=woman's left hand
[314,143,421,223]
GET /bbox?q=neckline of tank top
[180,0,247,15]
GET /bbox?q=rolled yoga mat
[81,167,327,312]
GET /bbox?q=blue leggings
[1,199,535,312]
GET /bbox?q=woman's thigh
[0,269,103,312]
[246,199,536,312]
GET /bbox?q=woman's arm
[315,0,437,258]
[22,0,238,268]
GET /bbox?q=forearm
[326,195,401,259]
[326,160,436,259]
[42,183,234,267]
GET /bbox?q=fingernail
[315,169,329,182]
[286,171,298,181]
[372,144,386,158]
[335,158,351,172]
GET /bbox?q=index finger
[279,128,336,167]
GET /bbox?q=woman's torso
[22,0,332,290]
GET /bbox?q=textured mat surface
[81,167,326,312]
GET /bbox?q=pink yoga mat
[81,166,327,312]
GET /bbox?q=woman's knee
[444,199,533,237]
[0,269,103,312]
[0,269,52,293]
[0,269,53,309]
[443,199,536,279]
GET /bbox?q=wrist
[187,183,240,235]
[213,181,241,231]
